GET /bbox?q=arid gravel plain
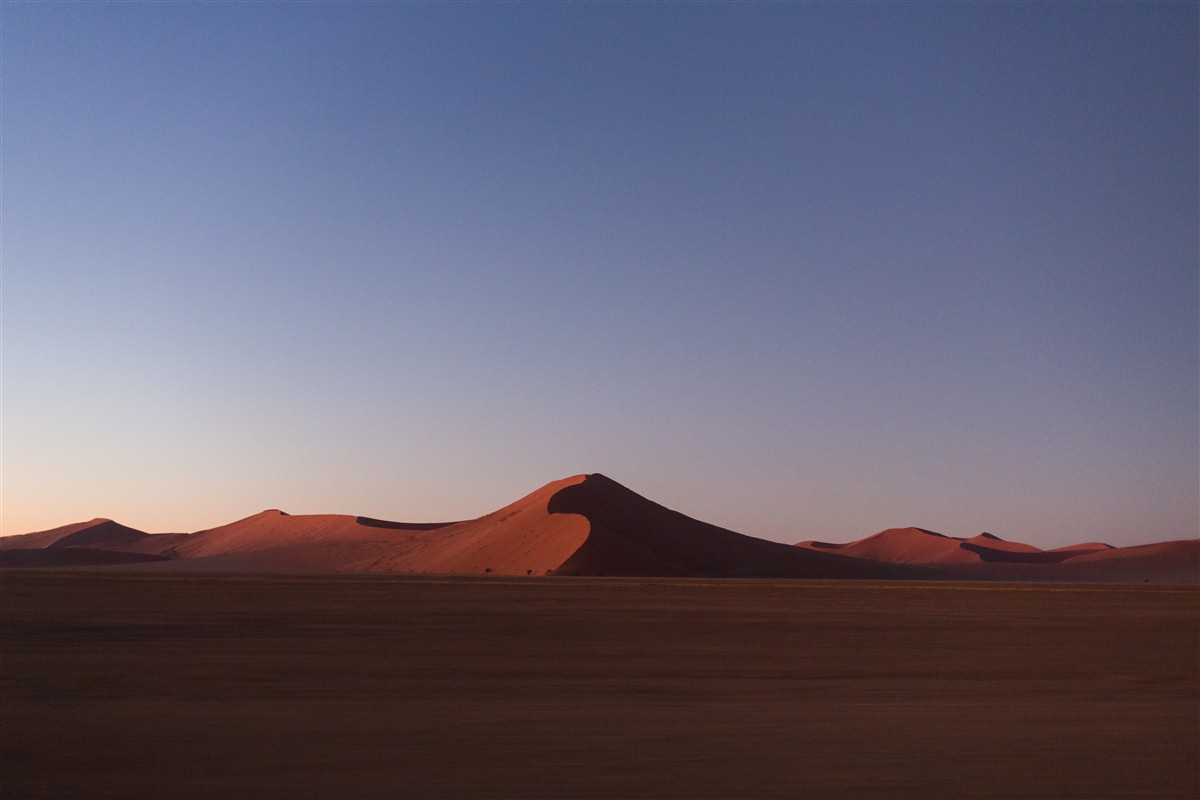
[2,571,1196,799]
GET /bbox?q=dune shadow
[960,542,1077,564]
[355,517,456,531]
[49,520,148,549]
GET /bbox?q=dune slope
[547,475,923,579]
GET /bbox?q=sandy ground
[2,572,1196,799]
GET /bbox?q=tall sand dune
[546,475,918,578]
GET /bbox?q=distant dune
[0,519,172,568]
[797,522,1197,581]
[799,527,979,564]
[3,474,1195,581]
[0,518,149,551]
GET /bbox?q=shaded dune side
[48,520,151,550]
[355,517,456,531]
[547,475,928,579]
[1060,539,1200,575]
[0,519,137,551]
[933,539,1200,583]
[958,543,1077,564]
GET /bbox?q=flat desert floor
[2,573,1196,799]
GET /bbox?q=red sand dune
[796,527,1133,568]
[1057,539,1200,579]
[799,527,979,564]
[0,519,170,567]
[0,475,919,579]
[139,475,920,579]
[543,474,921,578]
[2,474,1195,582]
[0,518,150,551]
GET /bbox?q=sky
[3,2,1196,548]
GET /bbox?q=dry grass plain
[2,571,1196,799]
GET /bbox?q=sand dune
[547,475,919,578]
[1055,539,1200,581]
[0,519,166,567]
[357,475,593,575]
[795,526,1138,569]
[799,527,978,564]
[2,474,1195,581]
[112,477,590,575]
[130,475,917,579]
[0,475,917,579]
[0,518,149,551]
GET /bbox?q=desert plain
[2,570,1197,799]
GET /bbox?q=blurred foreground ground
[2,572,1196,799]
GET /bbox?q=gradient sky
[4,2,1197,548]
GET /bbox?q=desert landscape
[6,3,1197,798]
[3,474,1197,582]
[2,475,1197,798]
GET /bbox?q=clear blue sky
[4,2,1196,547]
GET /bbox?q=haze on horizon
[4,3,1197,549]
